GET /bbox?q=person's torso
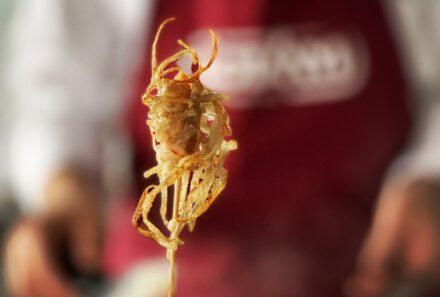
[125,1,412,296]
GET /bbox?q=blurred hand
[346,177,440,297]
[3,167,102,297]
[4,219,81,297]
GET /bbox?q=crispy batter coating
[132,18,237,297]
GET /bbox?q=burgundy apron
[105,1,412,296]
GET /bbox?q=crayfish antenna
[151,17,176,74]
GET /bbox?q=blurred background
[0,0,14,201]
[1,1,440,297]
[0,0,18,294]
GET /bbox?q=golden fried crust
[131,18,237,297]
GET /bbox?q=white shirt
[6,0,155,212]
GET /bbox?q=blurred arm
[345,4,440,296]
[6,0,153,213]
